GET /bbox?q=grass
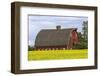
[28,49,88,61]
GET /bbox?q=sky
[28,15,88,47]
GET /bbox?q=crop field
[28,49,88,61]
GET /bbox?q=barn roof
[35,28,77,47]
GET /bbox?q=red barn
[34,26,79,50]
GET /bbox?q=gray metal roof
[35,28,76,47]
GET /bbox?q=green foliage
[82,21,88,41]
[73,42,87,49]
[28,45,33,51]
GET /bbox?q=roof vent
[56,25,61,30]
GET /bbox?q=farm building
[34,26,79,50]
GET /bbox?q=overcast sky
[28,15,88,47]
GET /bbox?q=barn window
[52,48,55,50]
[48,48,50,50]
[63,48,65,50]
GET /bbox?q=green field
[28,49,88,61]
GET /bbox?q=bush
[28,46,34,51]
[73,42,87,49]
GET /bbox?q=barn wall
[67,30,79,49]
[35,45,68,50]
[71,30,79,44]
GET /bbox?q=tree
[82,21,88,41]
[73,21,88,49]
[28,45,33,51]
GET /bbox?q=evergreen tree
[82,21,88,41]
